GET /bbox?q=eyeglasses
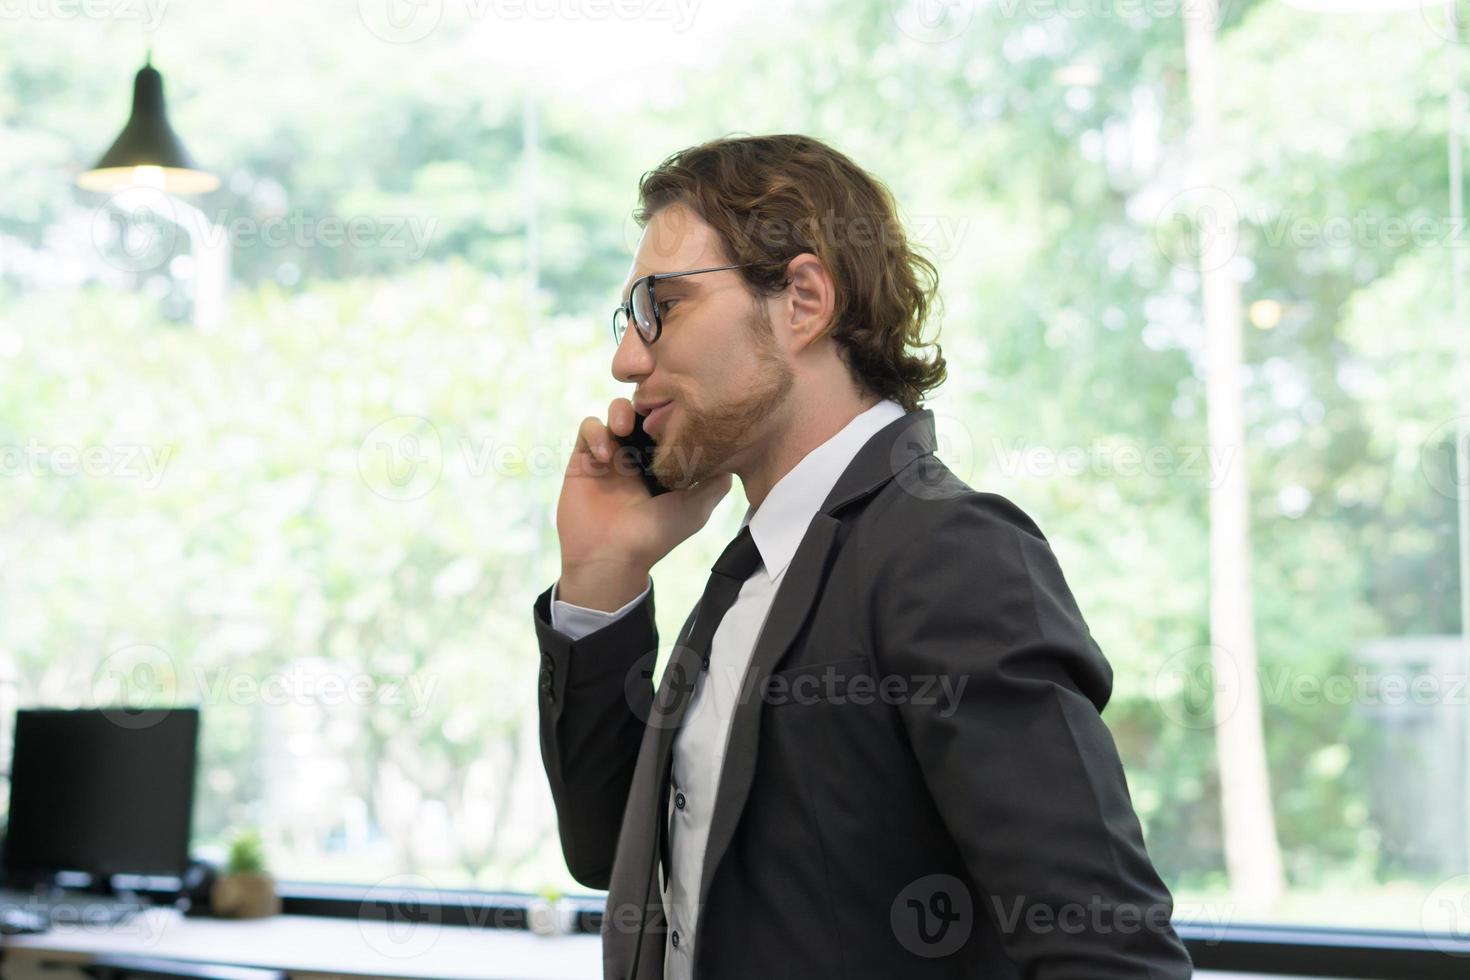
[612,262,756,346]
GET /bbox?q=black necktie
[654,522,764,891]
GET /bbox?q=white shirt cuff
[550,575,653,640]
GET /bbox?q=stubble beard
[652,305,794,490]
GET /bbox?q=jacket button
[674,792,685,810]
[671,929,680,948]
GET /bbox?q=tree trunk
[1182,0,1287,914]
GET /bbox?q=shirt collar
[739,397,909,581]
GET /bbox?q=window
[1,0,1466,945]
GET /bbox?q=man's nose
[611,324,654,383]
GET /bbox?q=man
[533,133,1193,979]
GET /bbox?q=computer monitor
[1,707,199,887]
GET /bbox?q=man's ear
[784,252,836,351]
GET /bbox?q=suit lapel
[603,602,701,980]
[693,407,939,923]
[695,511,842,912]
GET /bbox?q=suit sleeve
[534,579,658,890]
[873,491,1194,979]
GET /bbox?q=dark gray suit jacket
[533,407,1193,979]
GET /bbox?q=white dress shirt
[550,397,908,979]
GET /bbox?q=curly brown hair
[632,134,946,413]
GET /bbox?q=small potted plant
[210,827,281,918]
[527,884,578,936]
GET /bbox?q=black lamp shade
[77,62,219,194]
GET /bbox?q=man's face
[612,203,795,491]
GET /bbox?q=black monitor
[1,707,199,887]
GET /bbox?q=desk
[0,908,601,980]
[0,911,1349,980]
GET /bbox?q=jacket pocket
[763,655,870,709]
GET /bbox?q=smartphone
[613,409,673,496]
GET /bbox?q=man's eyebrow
[617,270,705,301]
[656,277,699,295]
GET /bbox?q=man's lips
[644,401,673,436]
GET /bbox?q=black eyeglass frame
[613,261,780,346]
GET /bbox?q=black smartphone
[613,409,672,496]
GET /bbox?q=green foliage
[0,0,1462,929]
[227,827,268,875]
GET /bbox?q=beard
[651,304,794,490]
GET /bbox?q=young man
[533,134,1193,979]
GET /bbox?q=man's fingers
[608,397,634,438]
[575,416,613,465]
